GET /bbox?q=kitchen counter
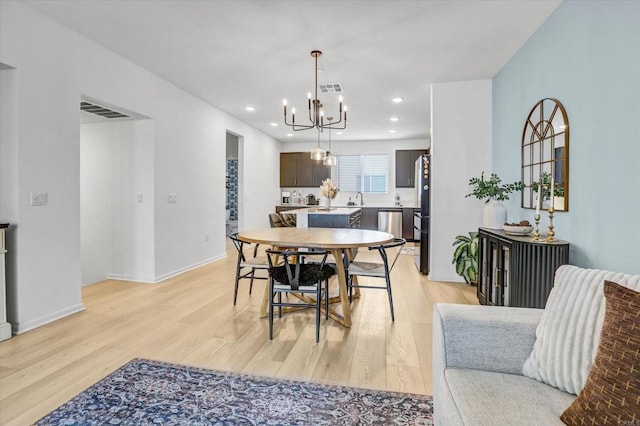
[278,204,417,209]
[282,207,362,228]
[284,207,361,215]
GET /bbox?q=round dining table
[237,227,395,327]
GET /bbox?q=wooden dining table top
[237,227,395,249]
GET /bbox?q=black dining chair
[265,248,336,343]
[346,237,406,321]
[228,233,269,305]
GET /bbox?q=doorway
[226,132,239,235]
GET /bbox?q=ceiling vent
[80,101,130,119]
[318,83,344,94]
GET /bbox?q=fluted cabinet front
[477,228,569,309]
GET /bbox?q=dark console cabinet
[477,228,569,308]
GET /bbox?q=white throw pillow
[522,265,640,395]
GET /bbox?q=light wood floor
[0,241,477,425]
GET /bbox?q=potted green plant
[452,232,478,285]
[466,172,524,229]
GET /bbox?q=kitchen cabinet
[280,152,330,187]
[308,209,362,229]
[280,153,298,187]
[275,206,302,214]
[477,228,569,308]
[395,150,426,188]
[402,208,417,241]
[359,207,378,230]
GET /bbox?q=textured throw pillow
[560,281,640,425]
[522,265,640,395]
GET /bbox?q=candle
[550,174,555,202]
[536,183,541,216]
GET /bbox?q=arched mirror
[521,98,569,211]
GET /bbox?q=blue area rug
[37,358,434,425]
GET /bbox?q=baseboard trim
[106,253,229,284]
[0,322,12,341]
[154,254,227,283]
[106,273,157,284]
[12,303,86,335]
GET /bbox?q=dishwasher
[377,209,403,238]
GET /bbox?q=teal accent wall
[493,1,640,274]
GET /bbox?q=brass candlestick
[546,205,555,242]
[533,214,541,241]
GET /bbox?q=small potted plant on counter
[466,172,524,229]
[452,231,478,285]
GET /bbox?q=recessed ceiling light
[390,116,399,122]
[336,131,344,135]
[287,133,293,137]
[245,106,255,111]
[270,122,278,127]
[392,97,404,103]
[389,129,397,133]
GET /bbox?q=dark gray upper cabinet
[280,153,298,187]
[280,152,330,187]
[395,150,426,188]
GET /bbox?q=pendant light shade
[311,128,326,160]
[322,127,336,165]
[311,146,326,161]
[323,153,337,166]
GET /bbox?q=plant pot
[483,200,506,229]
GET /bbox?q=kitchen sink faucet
[356,192,364,206]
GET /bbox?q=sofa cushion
[560,281,640,425]
[440,368,575,426]
[522,265,640,395]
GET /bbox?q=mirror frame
[521,98,570,211]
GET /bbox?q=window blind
[336,154,388,194]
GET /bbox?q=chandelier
[283,50,347,132]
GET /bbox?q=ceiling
[26,0,561,144]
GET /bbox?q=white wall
[280,139,429,208]
[430,80,492,282]
[80,120,155,285]
[0,1,280,332]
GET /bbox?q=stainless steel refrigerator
[414,153,430,274]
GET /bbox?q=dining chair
[269,212,296,228]
[228,233,269,305]
[265,248,336,342]
[347,237,406,321]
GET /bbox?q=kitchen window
[336,154,388,194]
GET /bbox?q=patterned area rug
[37,358,433,425]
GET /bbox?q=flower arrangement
[466,172,524,203]
[320,179,339,199]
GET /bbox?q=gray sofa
[432,264,640,425]
[432,304,575,425]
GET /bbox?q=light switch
[168,193,177,203]
[30,192,48,206]
[137,193,143,203]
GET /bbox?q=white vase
[483,200,507,229]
